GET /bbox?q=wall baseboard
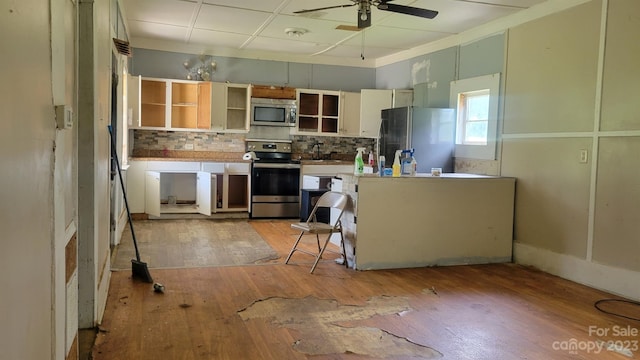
[514,242,640,301]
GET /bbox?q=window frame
[450,73,501,160]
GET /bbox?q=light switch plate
[579,149,588,163]
[55,105,73,129]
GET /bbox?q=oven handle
[252,162,301,169]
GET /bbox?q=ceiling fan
[294,0,438,29]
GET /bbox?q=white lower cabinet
[202,162,250,212]
[135,160,250,217]
[144,171,212,217]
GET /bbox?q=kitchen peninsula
[337,173,516,270]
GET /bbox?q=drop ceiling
[121,0,548,65]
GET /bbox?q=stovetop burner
[246,139,295,164]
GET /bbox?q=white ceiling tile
[194,4,272,34]
[201,0,284,12]
[243,36,332,55]
[123,0,197,27]
[343,26,448,50]
[128,21,190,42]
[189,29,253,49]
[260,14,357,45]
[282,0,360,23]
[379,0,529,32]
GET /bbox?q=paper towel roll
[242,151,258,161]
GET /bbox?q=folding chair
[284,191,348,273]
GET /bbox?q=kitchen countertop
[338,172,503,179]
[131,158,354,165]
[299,160,352,165]
[130,157,251,163]
[130,150,248,162]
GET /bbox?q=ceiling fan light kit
[294,0,438,29]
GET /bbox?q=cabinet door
[128,74,141,127]
[321,92,340,133]
[197,82,212,129]
[196,171,211,216]
[226,84,250,131]
[341,91,360,136]
[125,160,147,213]
[360,89,392,137]
[145,171,161,217]
[297,90,320,132]
[210,174,218,213]
[210,82,227,130]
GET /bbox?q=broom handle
[108,125,142,262]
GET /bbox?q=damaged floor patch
[238,295,441,358]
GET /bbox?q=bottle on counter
[368,149,374,167]
[378,155,385,176]
[392,150,402,177]
[409,155,417,176]
[354,147,365,175]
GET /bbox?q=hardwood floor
[92,220,639,359]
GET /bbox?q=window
[450,73,500,160]
[458,89,490,145]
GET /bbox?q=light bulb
[360,12,368,21]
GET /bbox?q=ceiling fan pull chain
[361,30,366,60]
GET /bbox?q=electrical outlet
[185,143,194,150]
[579,149,588,163]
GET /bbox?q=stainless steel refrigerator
[378,107,455,173]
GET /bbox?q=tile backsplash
[290,135,376,160]
[133,130,246,152]
[132,130,377,161]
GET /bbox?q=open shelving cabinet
[135,77,212,129]
[296,89,340,134]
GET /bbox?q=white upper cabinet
[130,77,212,130]
[359,89,413,138]
[359,89,393,138]
[128,74,141,127]
[340,91,361,136]
[211,82,251,132]
[296,89,341,134]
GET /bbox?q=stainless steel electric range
[246,139,300,218]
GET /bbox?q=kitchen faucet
[311,141,323,160]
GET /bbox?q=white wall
[502,0,640,300]
[0,0,118,357]
[77,0,114,330]
[0,0,58,358]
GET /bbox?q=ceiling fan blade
[377,3,438,19]
[294,3,356,14]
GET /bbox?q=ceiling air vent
[113,38,132,57]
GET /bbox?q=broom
[108,125,154,283]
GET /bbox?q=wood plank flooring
[92,220,640,359]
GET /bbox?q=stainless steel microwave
[250,98,297,127]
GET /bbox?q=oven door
[251,163,300,218]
